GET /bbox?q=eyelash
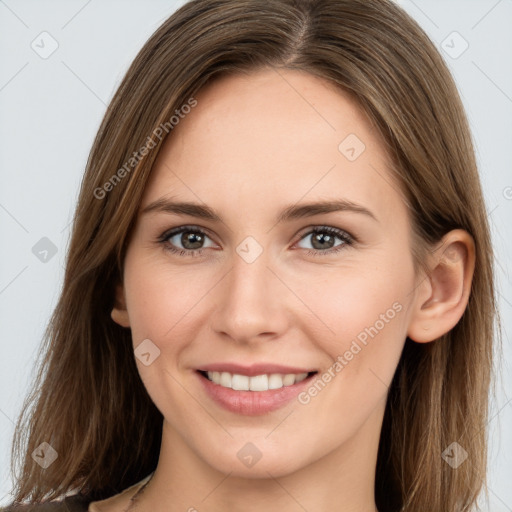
[157,225,355,258]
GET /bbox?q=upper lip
[196,363,317,376]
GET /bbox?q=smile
[200,370,313,391]
[195,365,318,415]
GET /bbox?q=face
[113,68,421,478]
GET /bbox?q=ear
[407,229,475,343]
[111,282,131,328]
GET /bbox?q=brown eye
[296,226,354,256]
[159,226,215,256]
[177,231,206,250]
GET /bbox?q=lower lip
[196,371,316,416]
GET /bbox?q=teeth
[231,374,249,390]
[219,371,232,387]
[249,374,268,391]
[205,371,309,391]
[282,374,296,386]
[268,373,284,390]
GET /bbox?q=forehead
[142,69,404,223]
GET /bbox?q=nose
[210,246,289,345]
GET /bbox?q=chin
[193,437,312,478]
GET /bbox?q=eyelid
[159,224,356,243]
[294,224,356,243]
[158,224,217,241]
[158,223,356,258]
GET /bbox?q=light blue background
[1,0,511,509]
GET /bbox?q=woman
[2,0,499,511]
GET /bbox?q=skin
[96,68,475,512]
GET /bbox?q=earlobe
[407,229,475,343]
[111,283,131,328]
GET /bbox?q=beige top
[88,474,153,512]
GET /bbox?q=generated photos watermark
[298,301,403,405]
[94,97,198,200]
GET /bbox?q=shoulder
[0,494,91,512]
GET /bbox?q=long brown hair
[6,0,499,510]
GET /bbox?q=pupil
[183,232,203,250]
[312,233,334,250]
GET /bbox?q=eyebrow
[141,197,378,223]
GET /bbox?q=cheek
[122,253,204,412]
[123,251,201,340]
[295,248,413,381]
[290,267,411,447]
[122,252,221,389]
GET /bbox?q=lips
[195,362,318,415]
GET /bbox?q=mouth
[195,367,318,415]
[197,369,318,391]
